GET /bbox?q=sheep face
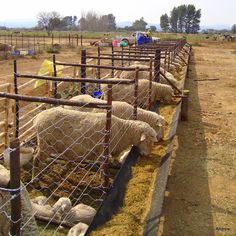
[137,133,157,156]
[155,124,164,140]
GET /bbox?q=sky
[0,0,235,28]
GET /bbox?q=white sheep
[120,63,178,89]
[31,195,47,206]
[67,222,88,236]
[63,203,96,225]
[120,64,150,80]
[101,78,174,107]
[32,107,157,177]
[3,146,34,168]
[31,201,61,220]
[65,94,166,140]
[52,197,72,215]
[0,165,39,236]
[159,67,179,88]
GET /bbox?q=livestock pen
[0,39,191,235]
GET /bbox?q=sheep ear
[140,133,147,142]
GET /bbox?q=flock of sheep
[0,52,186,235]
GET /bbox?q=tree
[232,24,236,34]
[177,5,187,33]
[170,7,178,33]
[37,11,61,35]
[132,17,148,31]
[107,14,116,31]
[185,5,201,33]
[160,14,169,32]
[150,25,157,32]
[78,11,116,31]
[164,4,201,34]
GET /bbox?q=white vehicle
[116,31,160,45]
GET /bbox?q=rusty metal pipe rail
[85,56,151,62]
[14,73,136,84]
[54,62,148,71]
[0,92,111,109]
[100,52,166,59]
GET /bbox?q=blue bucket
[28,49,34,55]
[12,51,20,56]
[92,91,103,98]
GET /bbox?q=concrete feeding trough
[86,44,191,235]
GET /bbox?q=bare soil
[159,42,236,236]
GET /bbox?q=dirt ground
[159,42,236,236]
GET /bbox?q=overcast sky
[0,0,235,27]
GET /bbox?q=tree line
[160,4,201,33]
[37,11,156,35]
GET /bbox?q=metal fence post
[80,34,83,46]
[154,49,161,82]
[97,46,101,80]
[133,67,139,119]
[148,59,153,110]
[102,84,112,188]
[53,54,58,98]
[80,49,87,94]
[10,138,21,236]
[111,46,114,78]
[13,60,19,138]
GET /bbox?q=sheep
[32,107,158,177]
[67,222,88,236]
[63,203,96,225]
[101,79,174,107]
[3,146,34,168]
[159,68,179,88]
[52,197,72,215]
[65,94,166,140]
[0,165,39,236]
[31,195,48,206]
[120,63,178,89]
[174,58,185,66]
[120,64,150,80]
[31,202,61,220]
[161,61,180,75]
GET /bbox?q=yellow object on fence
[34,60,64,88]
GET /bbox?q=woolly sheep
[63,203,96,225]
[174,58,185,66]
[52,197,72,215]
[3,146,34,168]
[120,64,150,80]
[31,201,61,220]
[120,63,178,89]
[159,68,179,88]
[67,222,88,236]
[0,165,39,236]
[32,107,157,177]
[101,79,174,107]
[65,94,166,140]
[31,195,48,206]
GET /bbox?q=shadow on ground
[161,50,215,236]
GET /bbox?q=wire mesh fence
[0,39,189,235]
